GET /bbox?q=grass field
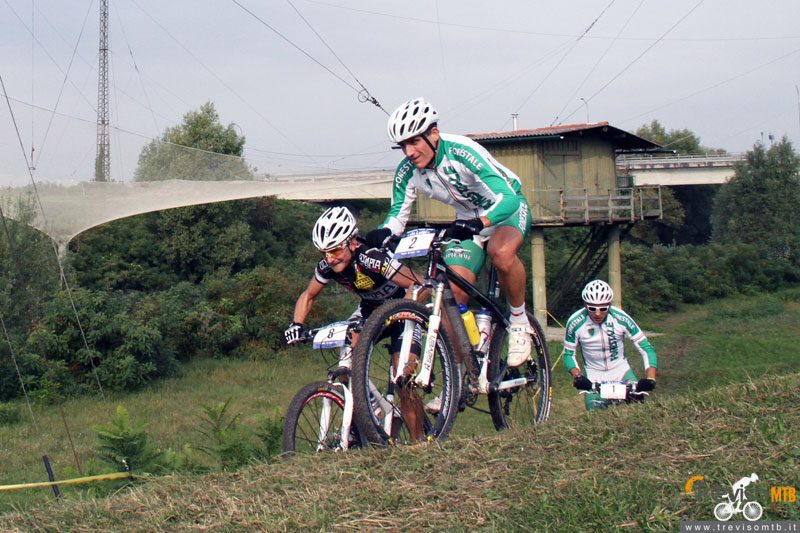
[0,289,799,530]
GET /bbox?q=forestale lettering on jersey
[395,161,414,185]
[605,320,619,360]
[448,146,484,171]
[613,311,637,332]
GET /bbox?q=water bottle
[458,303,481,347]
[474,309,492,354]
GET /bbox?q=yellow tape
[0,471,134,491]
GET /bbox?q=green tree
[635,119,725,155]
[134,102,253,182]
[712,137,800,253]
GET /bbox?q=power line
[550,0,644,126]
[558,0,707,126]
[516,0,617,118]
[286,0,386,113]
[303,0,800,42]
[229,0,385,113]
[127,0,317,165]
[619,43,800,127]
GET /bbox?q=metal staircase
[546,224,631,318]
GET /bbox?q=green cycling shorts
[443,192,531,276]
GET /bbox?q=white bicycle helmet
[582,279,614,305]
[387,97,439,143]
[312,206,358,252]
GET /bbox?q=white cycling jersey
[380,133,524,236]
[563,306,657,378]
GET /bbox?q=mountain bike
[714,493,763,521]
[351,227,552,447]
[579,380,649,410]
[281,320,430,455]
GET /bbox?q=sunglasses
[322,246,348,258]
[586,305,609,313]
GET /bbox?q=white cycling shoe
[507,323,533,367]
[425,394,442,414]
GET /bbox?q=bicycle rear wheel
[281,381,362,456]
[351,299,461,446]
[487,311,552,430]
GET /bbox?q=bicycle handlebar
[579,381,650,398]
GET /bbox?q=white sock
[509,303,529,325]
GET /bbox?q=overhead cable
[551,0,644,126]
[231,0,386,113]
[558,0,707,126]
[515,0,617,119]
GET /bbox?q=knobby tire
[281,381,362,456]
[351,299,461,447]
[487,311,552,430]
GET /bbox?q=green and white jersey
[563,306,657,377]
[380,133,524,235]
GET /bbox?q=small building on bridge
[413,122,663,324]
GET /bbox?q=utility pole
[94,0,110,182]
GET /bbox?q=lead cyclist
[365,96,535,368]
[564,280,658,410]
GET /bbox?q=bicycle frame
[394,229,530,396]
[302,324,398,451]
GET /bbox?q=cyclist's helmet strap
[312,206,358,252]
[387,97,439,144]
[582,279,614,305]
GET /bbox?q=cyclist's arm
[381,160,417,235]
[616,309,658,379]
[563,322,581,375]
[292,277,326,325]
[635,338,657,380]
[444,139,522,225]
[478,173,521,226]
[563,310,594,378]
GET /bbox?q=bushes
[621,241,800,314]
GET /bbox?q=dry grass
[1,374,799,532]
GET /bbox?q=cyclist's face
[585,303,610,324]
[400,128,439,168]
[323,241,354,272]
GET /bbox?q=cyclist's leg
[442,240,485,363]
[487,195,530,309]
[621,368,638,384]
[443,239,486,305]
[338,307,365,384]
[389,322,425,441]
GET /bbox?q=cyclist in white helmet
[563,279,658,410]
[366,97,535,367]
[285,206,427,439]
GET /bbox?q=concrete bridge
[617,153,745,186]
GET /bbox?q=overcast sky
[2,0,800,184]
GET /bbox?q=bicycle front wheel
[487,311,552,430]
[281,381,362,456]
[351,299,461,447]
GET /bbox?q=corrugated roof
[467,122,661,151]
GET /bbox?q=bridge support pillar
[531,228,547,327]
[607,225,622,307]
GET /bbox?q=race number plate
[599,382,627,400]
[394,228,436,259]
[312,321,349,349]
